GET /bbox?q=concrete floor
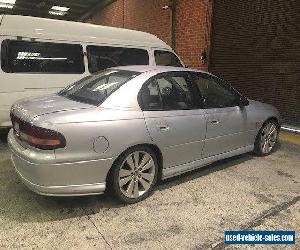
[0,138,299,249]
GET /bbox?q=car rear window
[87,45,149,73]
[58,70,140,106]
[1,39,85,74]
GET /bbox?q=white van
[0,15,183,128]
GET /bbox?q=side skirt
[161,145,254,180]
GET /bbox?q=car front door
[191,73,253,158]
[139,72,206,170]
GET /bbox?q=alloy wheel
[118,151,156,199]
[260,122,278,154]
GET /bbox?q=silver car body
[8,66,281,196]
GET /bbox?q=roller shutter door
[210,0,300,125]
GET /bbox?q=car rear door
[139,71,206,169]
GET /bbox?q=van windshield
[58,70,140,106]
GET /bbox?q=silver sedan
[8,66,281,203]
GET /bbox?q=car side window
[87,45,149,73]
[193,73,239,108]
[139,79,163,111]
[1,39,85,74]
[154,50,183,67]
[140,73,194,111]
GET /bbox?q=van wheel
[254,120,279,156]
[110,146,158,204]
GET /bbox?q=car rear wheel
[110,146,158,203]
[254,120,279,156]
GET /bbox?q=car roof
[112,65,211,75]
[0,15,171,49]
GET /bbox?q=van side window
[1,40,84,74]
[154,50,183,67]
[87,46,149,73]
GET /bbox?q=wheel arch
[105,143,164,185]
[256,116,280,140]
[263,116,281,130]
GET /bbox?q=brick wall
[210,0,300,125]
[86,0,170,45]
[86,0,124,27]
[123,0,170,45]
[86,0,211,70]
[175,0,212,70]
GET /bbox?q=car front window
[193,73,240,108]
[58,70,140,106]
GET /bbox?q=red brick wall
[86,0,211,70]
[175,0,212,70]
[86,0,124,27]
[123,0,170,45]
[86,0,170,45]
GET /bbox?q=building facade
[87,0,300,125]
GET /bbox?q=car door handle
[157,125,170,131]
[209,120,220,125]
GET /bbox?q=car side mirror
[238,96,249,108]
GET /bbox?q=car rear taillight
[10,112,66,150]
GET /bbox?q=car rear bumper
[12,161,106,196]
[8,130,113,196]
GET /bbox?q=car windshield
[58,70,140,106]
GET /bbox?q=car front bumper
[8,130,113,196]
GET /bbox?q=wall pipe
[169,0,176,50]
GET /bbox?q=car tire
[110,145,159,204]
[254,119,279,156]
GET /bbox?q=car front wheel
[254,120,279,156]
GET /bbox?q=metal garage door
[209,0,300,126]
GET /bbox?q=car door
[139,72,207,169]
[191,72,253,158]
